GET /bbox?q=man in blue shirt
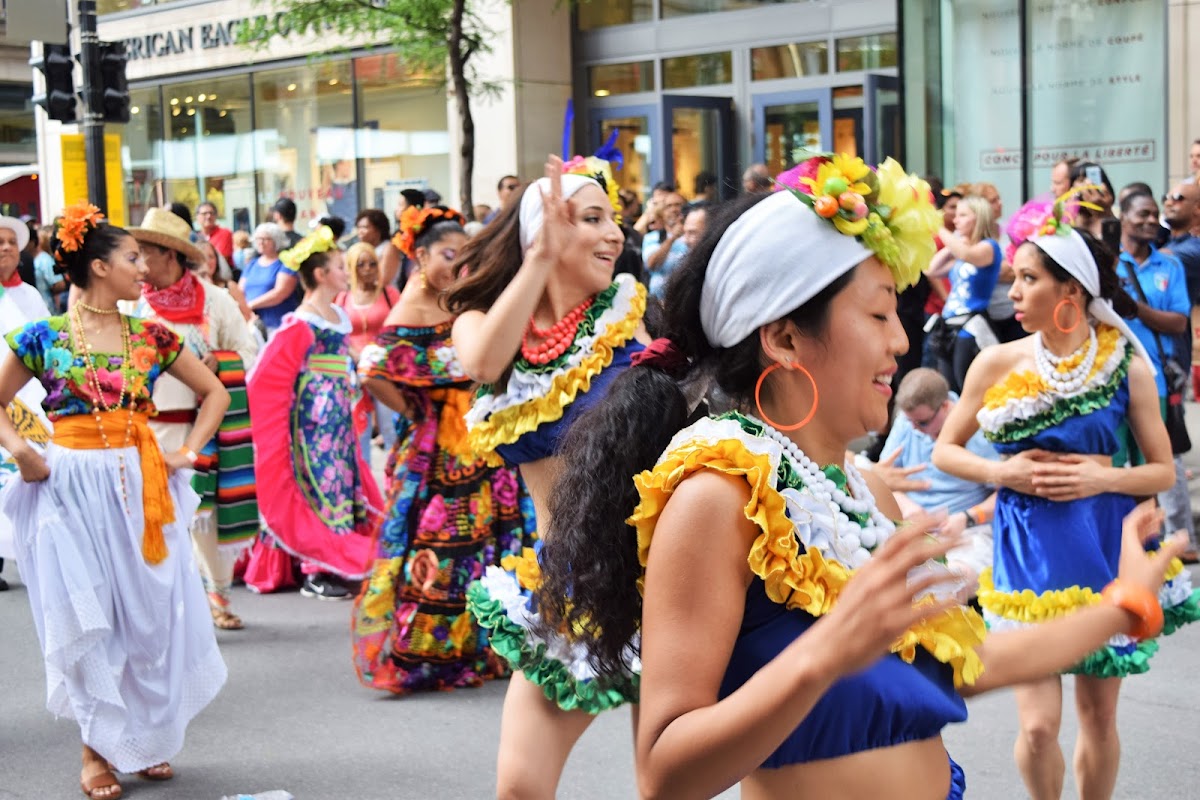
[870,368,999,590]
[1117,190,1196,560]
[1161,181,1200,387]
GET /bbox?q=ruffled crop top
[629,413,986,767]
[465,274,646,465]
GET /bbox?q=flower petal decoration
[279,225,337,274]
[54,202,106,264]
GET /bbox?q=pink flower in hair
[774,157,823,195]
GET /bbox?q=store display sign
[61,134,127,226]
[949,0,1165,205]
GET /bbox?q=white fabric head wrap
[518,174,601,255]
[700,191,874,347]
[1029,228,1155,374]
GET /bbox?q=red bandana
[1,270,23,288]
[143,269,206,324]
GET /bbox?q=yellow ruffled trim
[629,435,986,687]
[501,547,543,592]
[1165,557,1184,582]
[983,325,1121,410]
[978,567,1101,622]
[467,282,646,457]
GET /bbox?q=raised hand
[527,155,576,263]
[1116,500,1189,596]
[871,448,933,493]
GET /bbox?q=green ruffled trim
[1162,589,1200,636]
[466,582,639,714]
[986,346,1132,444]
[1066,638,1158,678]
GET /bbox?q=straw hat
[0,215,30,250]
[127,207,205,266]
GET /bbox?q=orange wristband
[1101,579,1163,641]
[969,504,992,525]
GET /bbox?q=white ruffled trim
[983,609,1138,650]
[476,566,641,680]
[654,416,965,600]
[465,274,640,429]
[976,332,1129,435]
[1161,567,1195,609]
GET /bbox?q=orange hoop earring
[755,361,819,432]
[1053,298,1081,333]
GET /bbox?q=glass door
[864,74,902,165]
[752,89,832,175]
[662,95,736,201]
[590,104,659,202]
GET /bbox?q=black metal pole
[78,0,107,213]
[1018,0,1030,203]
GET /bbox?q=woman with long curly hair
[351,206,537,694]
[447,156,646,797]
[933,205,1200,800]
[531,155,1190,800]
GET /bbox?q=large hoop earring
[1054,298,1081,333]
[755,361,819,432]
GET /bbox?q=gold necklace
[71,304,135,511]
[76,301,120,315]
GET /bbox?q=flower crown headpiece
[774,151,941,291]
[280,225,336,273]
[54,202,106,265]
[1004,185,1104,263]
[562,155,621,222]
[394,206,466,259]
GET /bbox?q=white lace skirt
[2,443,227,772]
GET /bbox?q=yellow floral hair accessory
[562,155,622,222]
[54,202,106,264]
[775,151,941,291]
[279,225,336,274]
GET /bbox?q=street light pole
[77,0,107,213]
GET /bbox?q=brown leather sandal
[210,606,244,630]
[136,762,174,781]
[80,764,122,799]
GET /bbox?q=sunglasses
[1163,193,1189,203]
[908,405,944,430]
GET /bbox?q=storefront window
[577,0,652,30]
[751,41,829,80]
[835,33,897,72]
[98,0,187,14]
[0,84,37,163]
[162,75,255,232]
[354,54,449,230]
[121,86,163,226]
[589,62,655,97]
[662,0,800,18]
[663,52,732,89]
[254,61,355,228]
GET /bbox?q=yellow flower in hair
[280,225,336,273]
[563,155,622,219]
[872,158,942,291]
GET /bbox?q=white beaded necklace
[746,414,894,555]
[1034,324,1098,394]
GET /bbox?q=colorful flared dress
[246,307,382,583]
[630,412,981,797]
[976,325,1200,676]
[1,315,226,772]
[351,321,538,693]
[464,273,647,713]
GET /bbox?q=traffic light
[98,41,130,124]
[30,43,77,123]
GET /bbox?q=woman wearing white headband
[447,155,647,797]
[934,211,1200,800]
[531,155,1189,799]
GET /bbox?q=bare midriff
[741,736,952,800]
[518,456,562,541]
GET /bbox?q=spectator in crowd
[973,181,1022,343]
[195,202,233,263]
[1187,139,1200,184]
[1050,157,1078,197]
[270,198,303,249]
[231,229,254,276]
[0,215,50,320]
[33,224,65,313]
[927,194,1002,392]
[641,190,688,297]
[383,189,430,286]
[870,368,999,590]
[680,202,709,252]
[17,219,37,286]
[240,222,298,335]
[1118,181,1154,207]
[473,204,492,222]
[423,189,442,208]
[196,240,254,322]
[618,187,643,224]
[1117,190,1197,561]
[741,162,772,193]
[483,175,520,224]
[693,171,719,203]
[315,214,346,241]
[1160,182,1200,385]
[1070,161,1118,242]
[355,209,391,260]
[631,181,676,237]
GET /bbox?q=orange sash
[52,411,175,564]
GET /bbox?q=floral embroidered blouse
[5,315,183,421]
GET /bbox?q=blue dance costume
[464,274,646,713]
[976,325,1200,675]
[631,413,983,797]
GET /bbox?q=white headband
[700,191,874,348]
[518,174,600,255]
[1030,229,1156,374]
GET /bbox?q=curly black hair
[533,193,856,676]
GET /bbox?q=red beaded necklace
[521,296,594,365]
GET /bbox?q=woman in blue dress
[927,194,1003,392]
[935,217,1200,799]
[239,223,298,335]
[530,154,1190,800]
